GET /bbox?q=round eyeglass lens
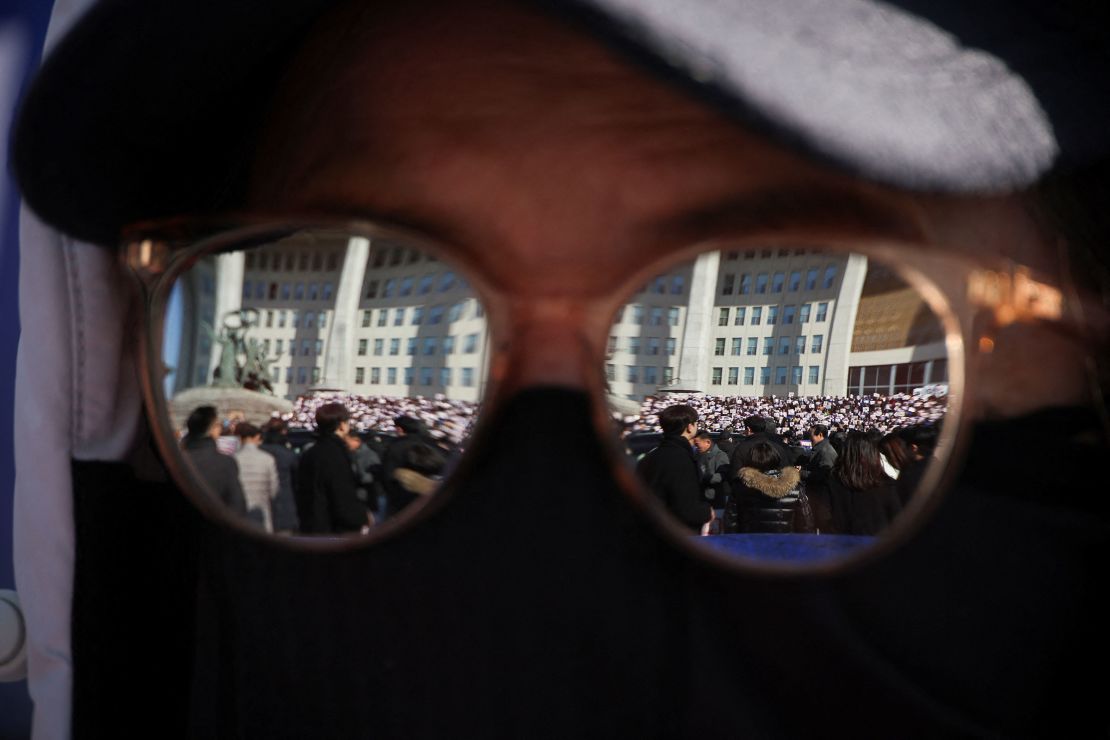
[159,229,489,537]
[607,246,956,569]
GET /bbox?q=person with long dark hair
[828,432,902,535]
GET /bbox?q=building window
[799,304,811,323]
[461,368,475,387]
[443,336,455,354]
[387,367,397,385]
[308,283,319,301]
[816,302,828,321]
[650,307,663,326]
[357,339,368,356]
[731,337,742,355]
[373,338,383,356]
[418,275,434,295]
[751,307,762,325]
[275,339,283,355]
[756,273,768,293]
[796,335,806,354]
[663,367,673,383]
[783,305,795,324]
[304,311,316,329]
[714,338,726,356]
[791,366,803,384]
[632,305,644,325]
[788,271,801,291]
[644,366,658,384]
[718,307,729,326]
[440,367,452,386]
[647,337,660,355]
[439,271,456,292]
[627,365,639,383]
[301,339,311,356]
[671,276,684,294]
[734,307,746,326]
[823,265,837,289]
[629,337,641,355]
[429,305,444,324]
[404,367,414,385]
[808,366,820,384]
[361,310,371,328]
[394,308,405,326]
[314,339,322,356]
[406,337,417,355]
[606,364,615,382]
[400,277,414,296]
[711,367,723,385]
[768,306,778,325]
[607,336,618,354]
[323,282,334,300]
[721,274,735,295]
[294,283,305,300]
[383,278,396,298]
[667,307,680,326]
[377,310,388,327]
[420,367,433,386]
[763,338,773,355]
[760,366,771,384]
[652,276,667,294]
[389,338,400,355]
[665,338,676,355]
[412,306,424,325]
[728,367,739,385]
[775,366,787,384]
[365,280,379,299]
[281,283,291,300]
[806,268,819,290]
[297,367,307,385]
[355,367,365,384]
[278,310,287,328]
[743,367,755,385]
[812,334,824,353]
[772,272,785,293]
[779,336,791,355]
[370,367,380,384]
[746,338,758,356]
[464,333,479,353]
[740,274,751,295]
[448,302,463,323]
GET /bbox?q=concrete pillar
[822,253,868,395]
[319,236,370,390]
[209,251,245,379]
[676,251,720,392]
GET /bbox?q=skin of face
[693,438,711,454]
[248,0,1101,422]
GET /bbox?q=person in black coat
[294,403,370,534]
[382,415,440,518]
[827,431,902,535]
[729,415,796,476]
[182,405,247,518]
[635,404,710,532]
[260,418,300,533]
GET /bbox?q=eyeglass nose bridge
[491,296,609,395]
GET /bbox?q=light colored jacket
[235,443,279,532]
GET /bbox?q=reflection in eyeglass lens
[161,231,488,536]
[608,247,951,566]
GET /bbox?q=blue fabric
[698,534,875,562]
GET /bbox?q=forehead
[248,1,1050,295]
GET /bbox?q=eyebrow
[643,186,925,248]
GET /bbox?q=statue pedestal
[169,387,294,431]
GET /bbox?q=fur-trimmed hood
[737,466,801,498]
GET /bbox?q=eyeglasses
[122,212,1096,573]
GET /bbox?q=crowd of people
[622,392,948,442]
[181,403,452,536]
[635,404,939,538]
[286,392,479,446]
